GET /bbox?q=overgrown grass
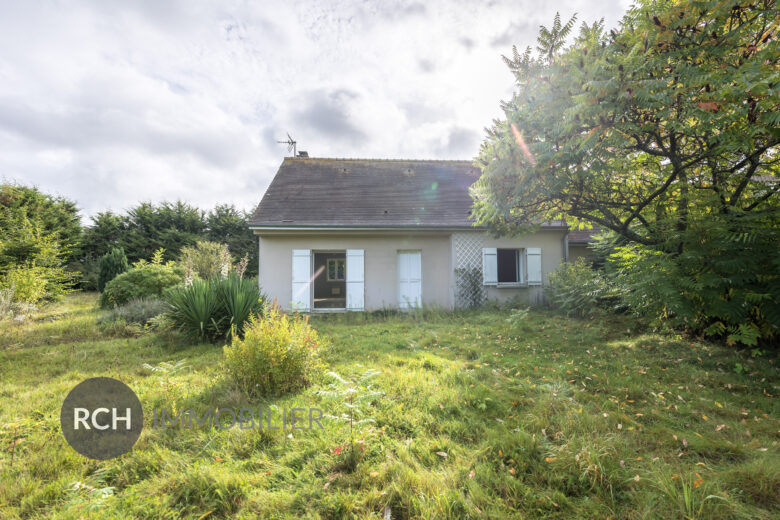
[0,294,777,519]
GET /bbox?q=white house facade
[249,157,570,312]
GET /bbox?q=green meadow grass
[0,293,778,519]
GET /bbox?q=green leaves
[476,1,780,243]
[164,274,264,342]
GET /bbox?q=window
[327,258,345,281]
[482,247,540,286]
[497,249,521,283]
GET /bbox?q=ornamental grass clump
[223,307,325,396]
[164,274,264,341]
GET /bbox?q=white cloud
[0,0,631,219]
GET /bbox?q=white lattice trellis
[453,232,485,308]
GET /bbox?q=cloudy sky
[0,0,631,220]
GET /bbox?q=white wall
[257,229,567,311]
[257,233,452,311]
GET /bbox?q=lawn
[0,293,778,519]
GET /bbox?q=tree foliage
[476,1,779,344]
[0,186,77,302]
[97,247,129,292]
[474,0,779,242]
[80,202,257,275]
[0,184,82,262]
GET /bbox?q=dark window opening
[497,249,519,283]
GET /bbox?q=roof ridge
[283,157,475,164]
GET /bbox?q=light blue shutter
[291,249,311,311]
[526,248,542,285]
[346,249,364,311]
[482,248,497,285]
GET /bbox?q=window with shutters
[497,249,523,284]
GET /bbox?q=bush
[164,278,220,340]
[216,275,263,337]
[547,258,612,317]
[99,250,183,308]
[98,297,170,326]
[98,247,128,292]
[164,274,264,341]
[179,241,232,280]
[1,265,72,304]
[610,212,780,346]
[223,307,324,396]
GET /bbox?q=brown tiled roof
[567,227,600,243]
[250,157,485,228]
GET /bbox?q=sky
[0,0,631,220]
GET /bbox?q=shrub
[1,265,72,304]
[98,297,170,326]
[223,307,324,396]
[99,250,183,308]
[179,241,232,281]
[164,274,264,341]
[164,278,221,341]
[97,247,128,292]
[216,274,263,338]
[610,212,780,346]
[547,258,611,317]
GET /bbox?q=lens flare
[510,123,536,166]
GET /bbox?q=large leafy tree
[473,0,779,244]
[474,0,779,344]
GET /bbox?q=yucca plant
[164,278,221,341]
[217,273,264,339]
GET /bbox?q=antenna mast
[277,133,297,157]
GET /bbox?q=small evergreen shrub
[99,250,183,308]
[164,274,264,341]
[97,247,128,292]
[547,258,611,317]
[223,307,324,396]
[98,297,170,325]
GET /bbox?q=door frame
[311,249,346,311]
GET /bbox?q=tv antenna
[277,133,297,157]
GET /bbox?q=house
[248,157,570,312]
[566,227,599,263]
